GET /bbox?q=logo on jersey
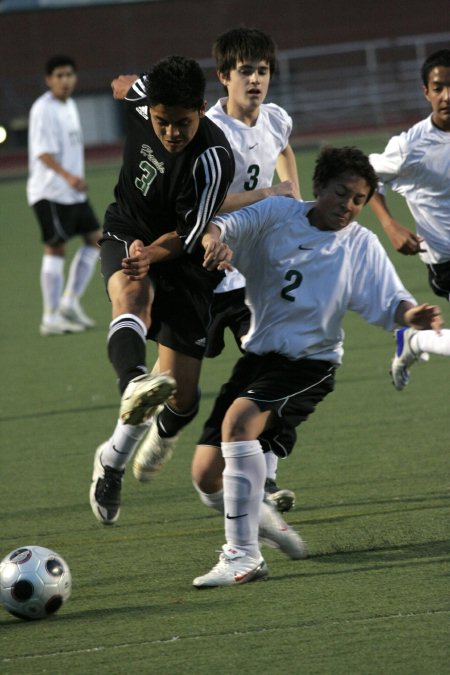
[298,244,313,250]
[139,145,165,174]
[136,105,149,120]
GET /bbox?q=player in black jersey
[90,56,235,525]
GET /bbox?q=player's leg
[226,288,297,512]
[33,200,85,336]
[391,326,450,390]
[90,239,175,524]
[60,203,102,327]
[132,345,202,481]
[193,399,270,588]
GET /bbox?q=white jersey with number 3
[207,98,292,292]
[212,197,415,364]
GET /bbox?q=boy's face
[219,60,271,111]
[311,172,371,231]
[46,65,77,102]
[423,65,450,131]
[149,102,206,154]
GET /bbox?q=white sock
[101,418,151,470]
[411,329,450,357]
[222,440,265,559]
[192,484,224,514]
[41,254,64,319]
[264,451,278,482]
[62,245,99,306]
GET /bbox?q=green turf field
[1,138,449,674]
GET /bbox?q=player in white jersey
[27,55,101,336]
[192,146,443,587]
[369,49,450,299]
[194,28,300,513]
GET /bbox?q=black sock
[107,315,147,394]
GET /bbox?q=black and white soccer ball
[0,545,71,620]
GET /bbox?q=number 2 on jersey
[281,269,303,302]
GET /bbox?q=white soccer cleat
[259,502,307,559]
[119,372,176,426]
[264,478,296,513]
[60,299,96,328]
[40,312,85,336]
[89,443,124,525]
[390,327,428,391]
[193,545,268,588]
[132,407,178,481]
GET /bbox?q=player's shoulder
[261,102,291,123]
[402,115,435,146]
[198,115,233,149]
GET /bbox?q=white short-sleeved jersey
[212,197,415,364]
[369,115,450,264]
[206,98,292,292]
[27,91,86,206]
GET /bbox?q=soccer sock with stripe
[107,314,148,394]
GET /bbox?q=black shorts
[198,351,336,456]
[32,199,100,245]
[205,287,251,358]
[427,261,450,301]
[100,233,221,360]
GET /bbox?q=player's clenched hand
[203,236,233,272]
[121,239,151,280]
[111,74,139,100]
[385,220,424,256]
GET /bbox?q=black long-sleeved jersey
[107,76,235,253]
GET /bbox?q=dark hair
[313,146,378,203]
[45,55,77,76]
[421,49,450,86]
[213,27,277,77]
[145,55,206,110]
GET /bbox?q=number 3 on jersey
[244,164,260,191]
[135,160,157,196]
[281,269,303,302]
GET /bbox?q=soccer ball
[0,545,71,620]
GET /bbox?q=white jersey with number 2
[212,197,415,364]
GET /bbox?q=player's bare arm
[219,180,297,213]
[276,144,301,199]
[369,191,423,255]
[111,74,139,100]
[395,301,443,331]
[38,152,87,191]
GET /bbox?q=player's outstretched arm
[369,192,423,255]
[395,301,443,331]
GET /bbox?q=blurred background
[0,0,449,168]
